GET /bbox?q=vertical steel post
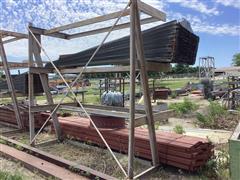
[128,0,136,178]
[28,23,35,145]
[134,0,159,166]
[0,37,23,129]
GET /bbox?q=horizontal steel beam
[29,26,69,39]
[28,2,166,41]
[0,135,116,180]
[27,103,78,113]
[82,104,147,114]
[0,62,29,69]
[134,110,175,127]
[29,67,54,74]
[3,37,26,44]
[0,30,28,39]
[68,17,158,39]
[60,105,144,119]
[138,0,166,21]
[45,9,131,35]
[60,63,171,74]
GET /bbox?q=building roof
[215,66,240,73]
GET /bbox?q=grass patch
[198,145,230,179]
[173,125,185,134]
[0,170,24,180]
[169,98,198,116]
[154,79,199,90]
[59,110,72,117]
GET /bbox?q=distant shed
[215,66,240,75]
[0,73,44,95]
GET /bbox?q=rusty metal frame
[0,135,115,180]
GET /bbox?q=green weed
[173,125,185,134]
[199,149,230,179]
[0,170,23,180]
[169,98,198,116]
[170,91,177,99]
[196,101,235,129]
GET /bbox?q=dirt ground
[0,130,219,179]
[0,94,236,179]
[154,95,234,144]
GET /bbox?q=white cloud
[215,0,240,9]
[194,23,240,36]
[0,0,167,61]
[167,0,219,15]
[169,12,240,36]
[1,0,239,64]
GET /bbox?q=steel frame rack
[0,30,28,129]
[1,0,173,179]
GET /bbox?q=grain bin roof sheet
[46,20,199,68]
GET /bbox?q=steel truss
[199,56,215,79]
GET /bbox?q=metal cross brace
[28,1,132,177]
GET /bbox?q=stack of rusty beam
[58,116,213,171]
[0,105,49,128]
[0,108,213,171]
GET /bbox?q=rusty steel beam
[0,143,87,179]
[0,135,117,180]
[0,62,29,69]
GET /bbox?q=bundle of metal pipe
[46,20,199,68]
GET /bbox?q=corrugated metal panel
[0,74,44,95]
[46,20,199,68]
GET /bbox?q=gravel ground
[0,95,232,179]
[39,140,203,179]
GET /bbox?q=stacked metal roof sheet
[0,105,213,171]
[0,74,44,95]
[46,20,199,69]
[0,105,49,128]
[59,116,213,171]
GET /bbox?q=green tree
[170,64,198,74]
[232,53,240,66]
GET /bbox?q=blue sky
[0,0,240,69]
